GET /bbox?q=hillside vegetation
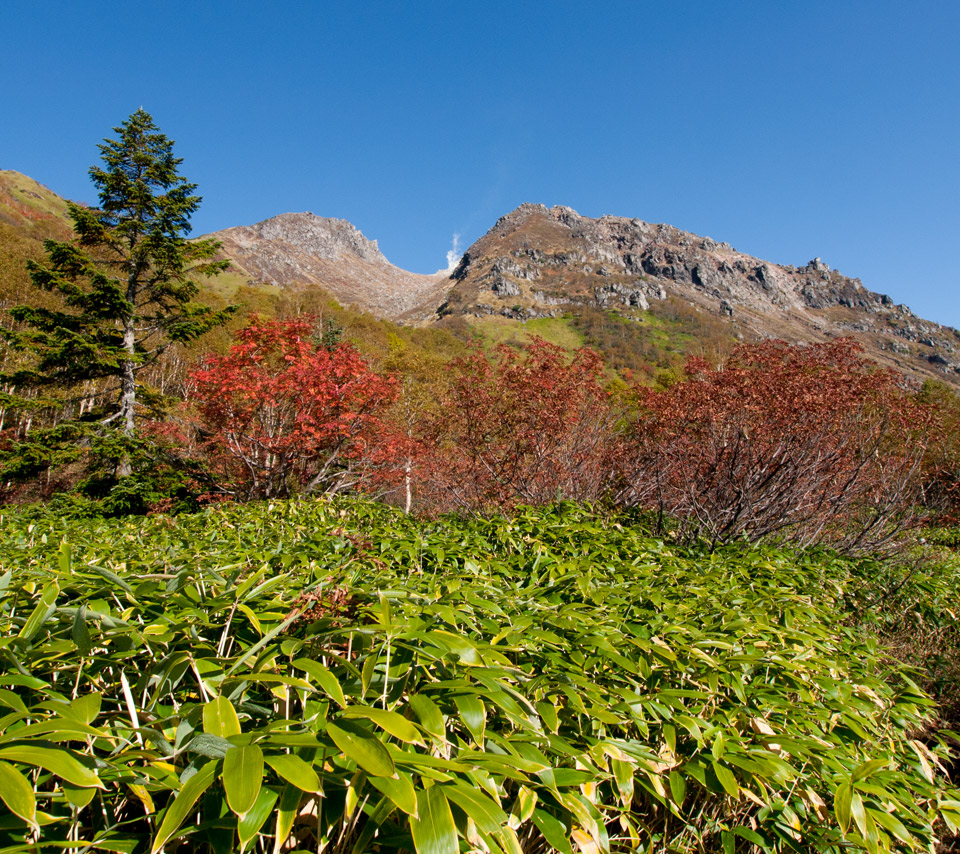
[1,498,959,853]
[3,118,960,854]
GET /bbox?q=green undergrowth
[0,499,958,853]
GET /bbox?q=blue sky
[3,1,958,327]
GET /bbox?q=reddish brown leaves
[616,339,933,550]
[413,338,617,513]
[190,318,398,500]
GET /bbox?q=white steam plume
[445,233,462,271]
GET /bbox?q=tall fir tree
[1,109,234,492]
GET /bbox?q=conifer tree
[2,109,233,486]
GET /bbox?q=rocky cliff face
[208,213,450,323]
[440,203,960,383]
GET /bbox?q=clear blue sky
[2,1,958,327]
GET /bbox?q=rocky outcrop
[442,203,960,383]
[206,213,451,323]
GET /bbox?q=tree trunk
[117,301,137,477]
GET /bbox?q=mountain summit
[207,212,450,322]
[439,203,960,383]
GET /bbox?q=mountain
[206,213,451,323]
[2,169,958,387]
[0,170,73,308]
[440,203,960,384]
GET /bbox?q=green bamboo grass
[0,498,957,853]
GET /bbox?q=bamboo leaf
[368,772,418,816]
[532,809,573,854]
[0,745,102,789]
[410,694,445,740]
[834,782,853,833]
[343,704,424,745]
[454,695,486,746]
[711,761,739,799]
[327,722,395,777]
[17,582,59,644]
[293,658,346,707]
[264,753,321,792]
[203,695,242,738]
[272,783,303,854]
[850,790,868,837]
[223,744,265,817]
[72,604,91,655]
[151,760,218,854]
[444,782,507,834]
[0,760,37,828]
[411,785,459,854]
[238,784,278,851]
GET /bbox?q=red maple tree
[190,318,397,500]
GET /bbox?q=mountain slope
[2,170,958,388]
[441,203,960,384]
[0,171,73,308]
[206,213,451,323]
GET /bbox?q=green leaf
[264,753,321,792]
[850,790,868,837]
[188,733,235,758]
[63,782,98,809]
[410,694,445,740]
[342,705,425,745]
[272,783,302,854]
[72,604,91,655]
[70,692,101,725]
[668,769,686,807]
[869,808,913,846]
[411,785,458,854]
[427,630,482,664]
[238,785,278,851]
[531,808,573,854]
[852,758,889,782]
[327,722,395,777]
[536,700,558,734]
[151,760,218,854]
[18,582,59,644]
[721,830,735,854]
[711,761,739,798]
[0,745,102,789]
[223,744,264,817]
[369,772,418,816]
[293,658,346,707]
[834,782,853,833]
[454,696,486,746]
[732,826,766,847]
[0,760,37,828]
[444,782,507,834]
[203,695,241,738]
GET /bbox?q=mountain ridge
[439,202,960,384]
[2,169,957,386]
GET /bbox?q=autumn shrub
[414,338,617,512]
[615,339,934,551]
[190,317,397,500]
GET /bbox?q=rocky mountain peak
[225,212,388,265]
[440,202,960,383]
[204,212,450,324]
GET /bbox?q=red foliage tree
[416,338,616,512]
[190,318,397,500]
[616,339,933,551]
